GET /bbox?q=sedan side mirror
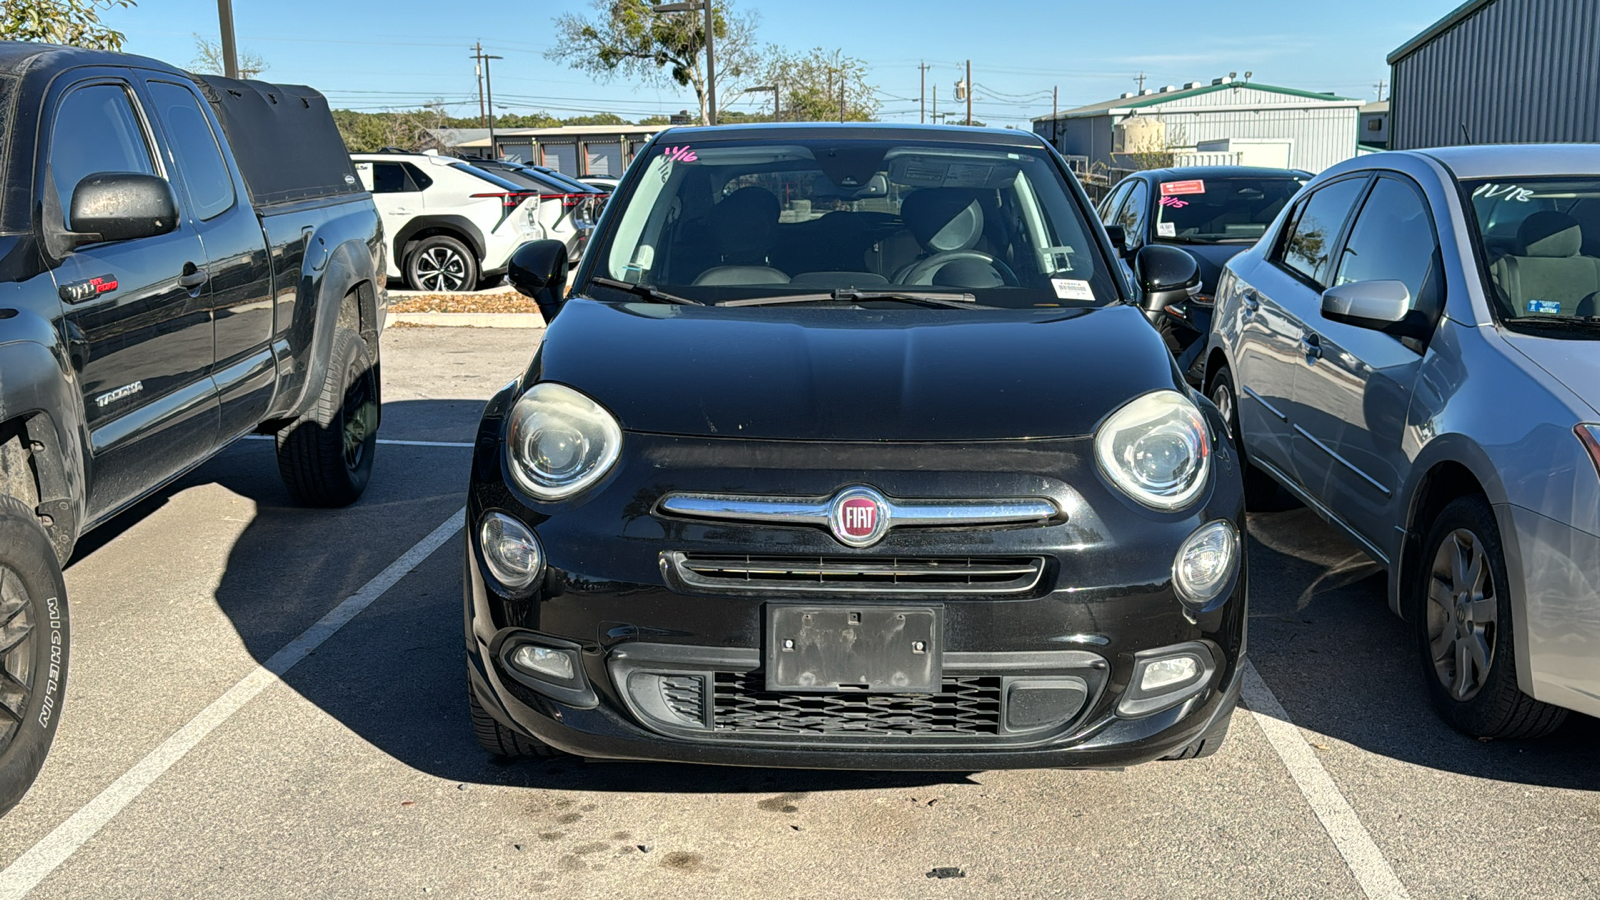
[508,239,570,324]
[67,173,178,247]
[1133,244,1200,316]
[1321,280,1411,329]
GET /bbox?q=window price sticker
[1052,278,1096,301]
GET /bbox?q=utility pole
[1373,79,1388,101]
[472,42,486,126]
[840,77,846,122]
[965,59,972,126]
[471,48,503,156]
[216,0,239,79]
[659,1,716,125]
[1135,71,1147,92]
[919,62,929,123]
[1052,85,1058,146]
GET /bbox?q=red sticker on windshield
[1161,180,1205,196]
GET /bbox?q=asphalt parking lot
[1,325,1596,899]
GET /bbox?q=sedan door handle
[178,263,209,290]
[1299,333,1323,361]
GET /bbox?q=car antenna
[1459,123,1473,145]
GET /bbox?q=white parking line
[1242,661,1411,900]
[239,435,475,449]
[0,509,466,899]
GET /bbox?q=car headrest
[711,187,781,262]
[1519,211,1583,258]
[901,189,984,253]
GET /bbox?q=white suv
[351,151,542,291]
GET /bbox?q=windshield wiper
[1502,316,1600,331]
[719,289,988,310]
[590,276,703,306]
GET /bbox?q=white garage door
[541,143,578,175]
[585,142,623,177]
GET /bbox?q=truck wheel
[0,493,70,816]
[276,328,379,507]
[1208,366,1279,510]
[1160,696,1234,760]
[1414,496,1566,739]
[405,235,477,293]
[469,684,562,759]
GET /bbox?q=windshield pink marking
[664,145,698,163]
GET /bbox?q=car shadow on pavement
[102,399,971,796]
[1245,506,1600,792]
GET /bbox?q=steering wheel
[897,250,1020,287]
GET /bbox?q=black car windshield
[1154,176,1306,244]
[1466,176,1600,337]
[591,136,1118,310]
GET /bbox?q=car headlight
[506,382,622,501]
[1095,391,1211,510]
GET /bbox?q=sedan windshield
[591,136,1118,310]
[1467,177,1600,336]
[1155,176,1305,244]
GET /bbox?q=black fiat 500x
[465,124,1247,770]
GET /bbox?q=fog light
[510,644,575,681]
[479,512,543,591]
[1173,519,1239,608]
[1140,656,1199,692]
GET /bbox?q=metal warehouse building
[1032,78,1362,176]
[1389,0,1600,149]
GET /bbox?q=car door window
[1100,182,1131,222]
[147,81,235,221]
[403,163,433,190]
[49,83,157,228]
[371,162,414,193]
[1117,180,1149,246]
[1278,177,1367,287]
[1333,176,1439,303]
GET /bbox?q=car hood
[531,298,1184,441]
[1503,332,1600,417]
[1153,240,1251,295]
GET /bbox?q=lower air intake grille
[671,554,1045,595]
[711,672,1003,736]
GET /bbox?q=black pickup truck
[0,43,386,815]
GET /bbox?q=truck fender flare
[291,239,374,426]
[0,332,90,561]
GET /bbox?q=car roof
[0,40,185,78]
[1413,144,1600,180]
[652,122,1050,148]
[1136,165,1312,180]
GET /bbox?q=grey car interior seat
[1490,211,1600,316]
[877,188,1002,285]
[694,186,790,285]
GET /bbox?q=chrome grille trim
[668,552,1046,595]
[657,492,1058,530]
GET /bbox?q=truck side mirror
[1133,245,1200,317]
[507,239,570,324]
[68,173,178,247]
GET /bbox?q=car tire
[1160,696,1234,761]
[469,684,562,759]
[1413,496,1566,740]
[276,328,379,508]
[0,493,70,816]
[404,235,477,293]
[1207,366,1279,510]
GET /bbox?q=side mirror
[1321,280,1411,328]
[1103,224,1130,258]
[1133,244,1200,316]
[508,239,570,324]
[68,173,178,246]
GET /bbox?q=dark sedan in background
[462,123,1248,772]
[1100,166,1309,381]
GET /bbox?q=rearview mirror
[1321,280,1411,328]
[508,240,570,324]
[68,173,178,246]
[1133,245,1200,317]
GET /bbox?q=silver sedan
[1204,144,1600,739]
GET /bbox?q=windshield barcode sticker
[1052,278,1096,301]
[1157,222,1177,238]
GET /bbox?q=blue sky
[106,0,1463,127]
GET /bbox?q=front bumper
[464,386,1248,769]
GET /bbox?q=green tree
[1,0,134,50]
[189,33,267,79]
[761,47,877,122]
[561,111,628,127]
[332,103,452,154]
[547,0,761,126]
